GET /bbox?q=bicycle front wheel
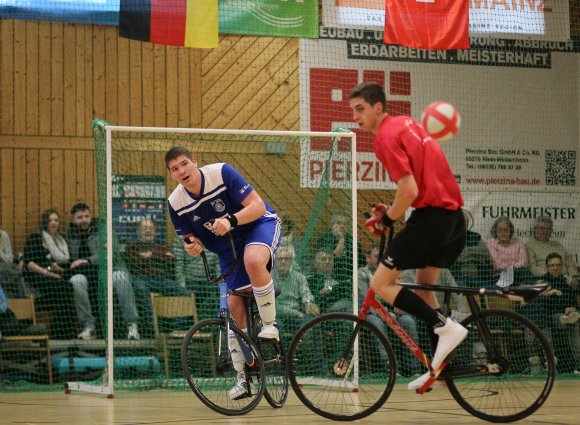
[259,335,288,408]
[181,318,266,416]
[287,313,397,421]
[252,317,288,408]
[446,309,555,423]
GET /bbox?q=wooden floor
[0,380,578,424]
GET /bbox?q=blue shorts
[219,217,282,290]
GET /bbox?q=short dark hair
[40,208,59,231]
[348,82,387,112]
[71,203,90,215]
[545,252,562,266]
[165,146,194,168]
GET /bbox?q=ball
[421,101,461,141]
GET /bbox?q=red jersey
[375,115,463,210]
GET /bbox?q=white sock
[253,280,276,325]
[228,328,248,374]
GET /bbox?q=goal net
[65,120,359,394]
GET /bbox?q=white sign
[463,191,580,267]
[299,36,579,191]
[322,0,571,41]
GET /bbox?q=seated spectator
[315,211,365,284]
[173,236,219,320]
[521,253,579,374]
[273,245,319,332]
[359,246,421,376]
[486,217,535,287]
[66,203,140,340]
[0,228,33,298]
[308,247,351,314]
[126,218,189,336]
[23,209,80,339]
[449,210,497,288]
[526,216,579,289]
[273,245,324,372]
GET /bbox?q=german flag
[119,0,218,49]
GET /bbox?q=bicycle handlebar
[184,221,238,284]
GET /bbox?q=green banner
[219,0,318,38]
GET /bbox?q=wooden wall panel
[0,18,307,252]
[38,21,52,135]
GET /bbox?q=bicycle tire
[287,312,397,421]
[446,309,555,423]
[252,316,288,408]
[181,318,266,416]
[259,336,288,408]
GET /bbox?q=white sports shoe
[258,324,279,341]
[407,371,447,391]
[229,374,250,400]
[127,323,140,340]
[78,327,96,340]
[431,318,468,371]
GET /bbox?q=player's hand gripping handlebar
[184,220,238,284]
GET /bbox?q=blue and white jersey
[168,163,278,257]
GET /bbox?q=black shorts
[381,207,465,270]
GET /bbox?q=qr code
[545,150,576,186]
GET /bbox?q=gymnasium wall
[0,20,302,251]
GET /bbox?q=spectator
[66,203,140,340]
[449,210,497,288]
[526,216,579,289]
[126,218,189,336]
[23,209,79,339]
[315,211,365,284]
[360,246,421,376]
[521,253,579,374]
[172,236,219,320]
[308,247,351,313]
[0,228,32,298]
[273,245,319,331]
[486,217,535,287]
[277,212,302,255]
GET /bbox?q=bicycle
[181,231,288,416]
[286,228,555,422]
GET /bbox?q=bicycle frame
[197,232,256,368]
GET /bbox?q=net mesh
[92,122,358,389]
[0,1,578,393]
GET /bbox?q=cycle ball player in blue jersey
[165,146,282,400]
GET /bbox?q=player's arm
[212,190,266,235]
[387,173,418,221]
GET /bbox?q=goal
[65,120,359,396]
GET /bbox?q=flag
[384,0,469,50]
[119,0,218,49]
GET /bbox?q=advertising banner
[0,0,119,25]
[112,176,167,245]
[463,191,580,268]
[299,31,579,191]
[322,0,570,42]
[219,0,318,38]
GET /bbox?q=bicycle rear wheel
[446,309,555,423]
[287,312,397,421]
[181,318,266,416]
